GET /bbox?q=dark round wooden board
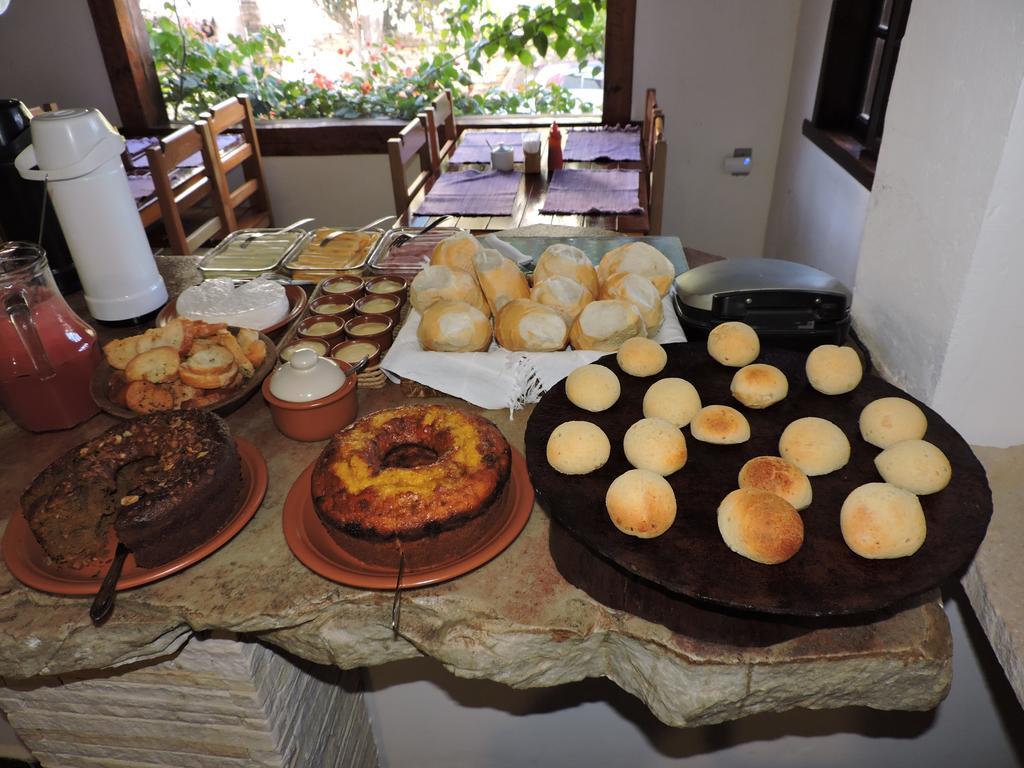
[523,342,992,617]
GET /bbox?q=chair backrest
[145,123,227,255]
[424,89,457,171]
[388,113,436,222]
[28,102,58,116]
[647,109,667,236]
[199,94,273,232]
[642,88,658,169]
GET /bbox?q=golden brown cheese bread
[532,243,599,297]
[737,456,812,510]
[565,364,621,412]
[806,344,863,395]
[690,404,750,444]
[778,416,850,476]
[473,248,530,316]
[417,300,493,352]
[840,482,926,558]
[494,299,569,352]
[617,337,667,377]
[874,439,952,495]
[596,241,675,296]
[546,421,611,475]
[717,488,804,565]
[410,264,490,317]
[707,321,759,367]
[643,377,701,427]
[623,417,687,476]
[730,363,788,409]
[859,397,928,448]
[605,468,677,538]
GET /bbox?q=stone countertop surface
[0,239,967,728]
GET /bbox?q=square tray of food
[198,228,312,277]
[282,227,385,280]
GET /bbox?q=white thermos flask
[14,108,167,322]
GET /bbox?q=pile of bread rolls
[543,320,953,567]
[410,232,675,354]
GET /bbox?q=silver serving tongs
[391,547,405,638]
[239,217,315,248]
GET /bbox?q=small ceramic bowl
[364,275,408,307]
[310,295,355,322]
[344,313,394,351]
[354,294,401,325]
[262,356,357,441]
[279,338,329,362]
[330,338,381,370]
[296,314,347,344]
[320,275,365,302]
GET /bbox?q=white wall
[762,0,869,291]
[631,0,800,259]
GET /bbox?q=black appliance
[673,257,851,350]
[0,98,79,294]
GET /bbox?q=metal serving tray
[198,228,312,277]
[366,226,465,277]
[281,226,386,278]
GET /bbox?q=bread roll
[623,417,687,476]
[859,397,928,448]
[565,364,620,412]
[605,468,677,538]
[417,300,492,352]
[730,363,788,409]
[598,272,663,336]
[569,300,646,351]
[738,456,812,510]
[430,230,483,275]
[717,488,804,565]
[690,405,750,444]
[707,321,759,367]
[494,299,568,352]
[410,264,490,316]
[530,275,593,325]
[642,377,701,427]
[473,248,530,316]
[874,439,952,495]
[596,241,675,296]
[778,416,850,476]
[617,337,667,377]
[806,344,863,395]
[546,421,611,475]
[532,243,598,297]
[840,482,926,559]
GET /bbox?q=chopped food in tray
[368,229,457,276]
[285,228,381,275]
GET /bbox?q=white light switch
[724,148,752,176]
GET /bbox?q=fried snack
[124,380,175,414]
[178,346,237,390]
[215,329,256,378]
[124,347,180,384]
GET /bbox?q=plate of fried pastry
[91,317,276,418]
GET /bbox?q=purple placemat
[563,126,642,162]
[415,170,522,216]
[540,169,642,215]
[449,132,525,164]
[128,133,243,170]
[126,172,155,202]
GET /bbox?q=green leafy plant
[145,0,605,121]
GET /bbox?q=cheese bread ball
[546,421,611,475]
[737,456,812,510]
[874,439,952,495]
[707,321,760,367]
[623,417,688,476]
[565,364,621,412]
[730,363,789,409]
[805,344,863,395]
[840,482,926,559]
[605,469,677,538]
[779,416,850,476]
[642,377,701,427]
[859,397,928,449]
[717,488,804,565]
[617,336,667,377]
[690,405,751,444]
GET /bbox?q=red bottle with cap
[548,122,563,171]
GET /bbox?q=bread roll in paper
[569,299,646,351]
[596,241,675,296]
[473,248,530,316]
[598,272,663,336]
[417,300,492,352]
[430,230,484,275]
[530,275,593,325]
[410,264,490,317]
[533,243,598,297]
[494,299,568,352]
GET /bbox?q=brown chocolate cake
[21,410,243,569]
[311,404,511,567]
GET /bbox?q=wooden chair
[199,94,273,232]
[145,123,227,255]
[28,102,58,116]
[642,88,659,169]
[647,109,667,236]
[424,89,458,171]
[388,113,437,223]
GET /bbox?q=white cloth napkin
[479,234,533,265]
[381,296,687,412]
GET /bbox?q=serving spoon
[90,542,129,625]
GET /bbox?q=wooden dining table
[405,128,652,234]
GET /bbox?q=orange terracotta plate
[283,448,533,590]
[2,438,268,595]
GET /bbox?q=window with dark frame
[85,0,637,157]
[802,0,911,189]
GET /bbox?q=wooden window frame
[87,0,636,155]
[802,0,911,189]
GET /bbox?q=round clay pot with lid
[354,294,400,325]
[344,313,394,350]
[309,295,355,322]
[364,275,408,307]
[296,313,346,344]
[331,338,381,370]
[262,348,357,441]
[320,275,365,302]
